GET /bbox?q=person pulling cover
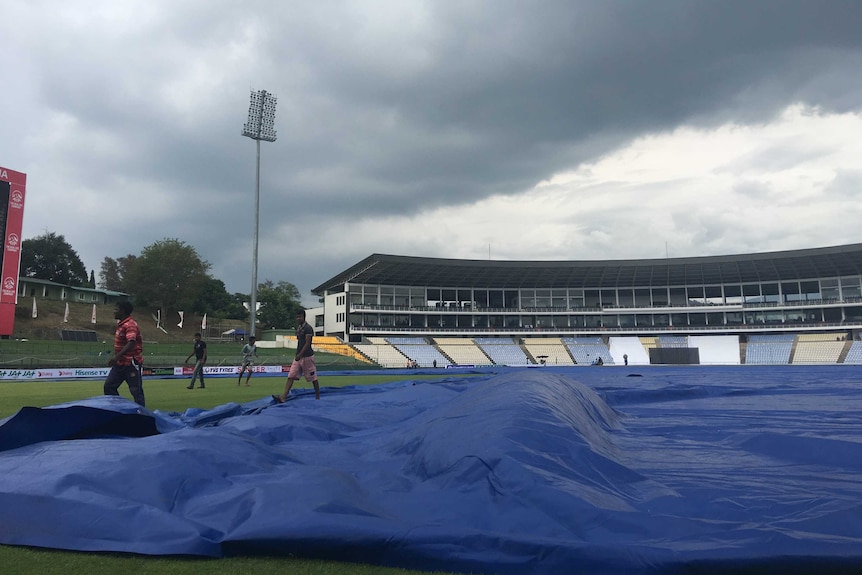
[273,310,320,402]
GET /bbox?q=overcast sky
[3,1,862,306]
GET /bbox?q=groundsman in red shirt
[103,300,145,407]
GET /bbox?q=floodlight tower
[242,89,277,338]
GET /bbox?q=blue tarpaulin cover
[2,366,862,574]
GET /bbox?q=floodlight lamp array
[242,89,278,142]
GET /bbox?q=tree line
[20,232,304,330]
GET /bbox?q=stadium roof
[312,244,862,293]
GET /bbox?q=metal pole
[242,88,276,338]
[250,138,261,338]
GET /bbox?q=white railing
[350,297,857,314]
[348,321,857,336]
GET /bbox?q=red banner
[0,166,27,336]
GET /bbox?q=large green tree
[123,239,210,316]
[99,241,301,325]
[20,232,88,286]
[192,278,234,316]
[99,255,137,292]
[226,292,251,321]
[256,280,302,330]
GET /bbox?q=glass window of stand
[636,314,653,326]
[841,276,861,299]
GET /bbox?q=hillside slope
[12,299,247,344]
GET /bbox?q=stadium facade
[311,244,862,343]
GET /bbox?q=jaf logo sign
[2,277,16,298]
[10,190,23,209]
[0,165,27,336]
[6,233,19,253]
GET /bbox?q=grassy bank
[13,299,243,344]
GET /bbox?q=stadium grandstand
[306,243,862,365]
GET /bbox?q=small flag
[177,311,184,329]
[63,302,70,323]
[91,304,97,324]
[31,297,37,318]
[201,313,207,330]
[153,309,166,333]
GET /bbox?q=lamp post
[242,89,277,338]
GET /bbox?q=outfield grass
[0,374,447,419]
[0,548,460,575]
[0,373,464,575]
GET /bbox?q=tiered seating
[522,337,575,365]
[796,333,843,342]
[434,338,493,366]
[792,341,844,364]
[843,341,862,364]
[745,334,793,365]
[387,337,451,368]
[386,337,428,345]
[789,333,845,364]
[748,334,795,342]
[353,343,409,368]
[312,335,373,364]
[658,335,688,348]
[639,336,659,353]
[561,337,614,365]
[568,337,603,344]
[474,337,532,366]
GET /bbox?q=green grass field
[0,373,445,419]
[0,374,463,575]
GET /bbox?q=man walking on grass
[104,300,145,407]
[238,335,258,386]
[184,332,207,389]
[273,309,320,402]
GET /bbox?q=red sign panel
[0,166,27,336]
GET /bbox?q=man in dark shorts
[184,332,207,389]
[273,309,320,402]
[103,300,145,406]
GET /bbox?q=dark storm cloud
[253,0,862,219]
